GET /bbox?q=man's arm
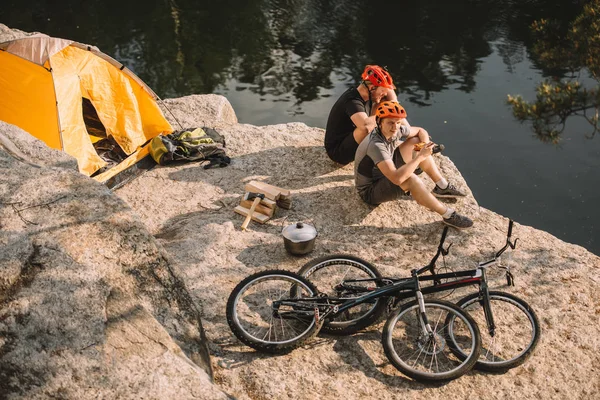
[377,144,434,186]
[369,88,398,114]
[350,112,375,144]
[383,88,398,102]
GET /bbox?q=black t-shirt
[324,87,368,149]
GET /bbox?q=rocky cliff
[121,95,599,400]
[1,23,599,400]
[0,121,230,399]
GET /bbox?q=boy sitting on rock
[354,101,473,229]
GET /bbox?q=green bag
[149,127,230,168]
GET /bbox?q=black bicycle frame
[300,220,518,337]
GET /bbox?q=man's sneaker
[432,182,466,198]
[443,212,473,229]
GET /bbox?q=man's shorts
[358,148,410,205]
[325,133,359,165]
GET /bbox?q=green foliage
[508,0,600,143]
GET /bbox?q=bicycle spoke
[228,271,321,351]
[454,292,539,369]
[383,301,480,381]
[297,256,387,335]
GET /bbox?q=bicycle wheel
[226,270,322,353]
[382,299,481,382]
[452,291,540,371]
[297,254,388,335]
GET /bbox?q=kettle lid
[282,221,317,242]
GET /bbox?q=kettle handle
[280,214,317,233]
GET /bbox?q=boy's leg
[363,150,439,206]
[360,175,408,205]
[398,137,443,182]
[399,175,447,215]
[398,138,466,197]
[359,170,473,228]
[401,175,473,228]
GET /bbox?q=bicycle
[227,261,482,382]
[297,219,540,372]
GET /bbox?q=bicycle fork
[410,269,435,337]
[416,291,434,336]
[479,269,497,337]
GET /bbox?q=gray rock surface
[2,23,599,400]
[0,124,229,399]
[0,24,34,42]
[118,95,600,400]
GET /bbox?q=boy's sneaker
[432,182,466,198]
[443,212,473,229]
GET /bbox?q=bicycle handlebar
[439,226,449,246]
[415,219,517,277]
[415,226,451,275]
[494,219,518,259]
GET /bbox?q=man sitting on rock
[354,101,473,229]
[324,65,397,165]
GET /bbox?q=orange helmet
[375,101,407,121]
[361,65,395,90]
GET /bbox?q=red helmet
[375,101,407,120]
[361,65,395,89]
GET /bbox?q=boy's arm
[377,143,434,185]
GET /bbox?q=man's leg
[326,133,359,165]
[399,175,446,214]
[398,137,466,198]
[400,175,473,228]
[398,137,442,182]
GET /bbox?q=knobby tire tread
[226,269,322,354]
[455,290,540,371]
[382,299,481,382]
[297,254,388,335]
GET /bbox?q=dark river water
[3,0,599,255]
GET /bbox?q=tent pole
[156,96,184,131]
[46,46,65,151]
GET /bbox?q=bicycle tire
[451,291,540,371]
[226,269,322,353]
[297,254,388,335]
[382,299,481,382]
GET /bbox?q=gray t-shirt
[354,126,409,194]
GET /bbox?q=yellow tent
[0,34,173,184]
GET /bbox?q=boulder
[161,94,238,130]
[0,24,34,42]
[0,123,229,399]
